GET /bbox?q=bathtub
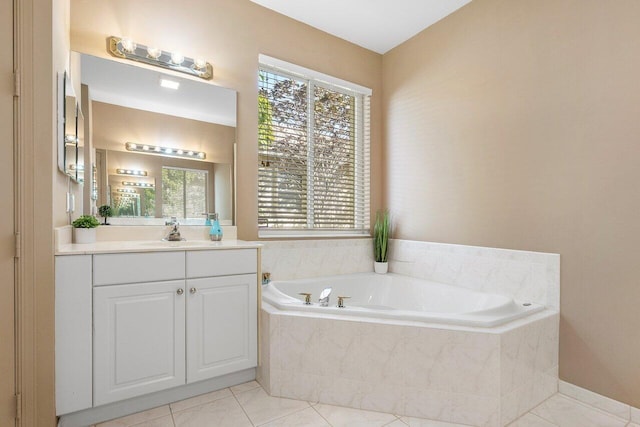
[261,272,543,327]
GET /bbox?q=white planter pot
[74,228,97,244]
[374,261,388,274]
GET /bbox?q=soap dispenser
[208,212,223,241]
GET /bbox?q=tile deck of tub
[94,380,638,427]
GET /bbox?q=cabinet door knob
[190,287,197,294]
[177,288,184,295]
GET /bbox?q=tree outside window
[162,167,207,219]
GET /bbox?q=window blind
[258,62,370,236]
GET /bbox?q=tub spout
[318,287,332,307]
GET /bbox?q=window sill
[258,229,370,239]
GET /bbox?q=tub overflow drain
[523,303,532,306]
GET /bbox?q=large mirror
[77,53,236,225]
[58,71,83,183]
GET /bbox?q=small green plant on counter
[373,210,390,263]
[98,205,113,225]
[72,215,100,229]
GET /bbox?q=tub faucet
[318,287,332,307]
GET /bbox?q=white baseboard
[559,380,638,422]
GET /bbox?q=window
[162,166,207,219]
[258,55,371,237]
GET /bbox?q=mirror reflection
[77,53,237,225]
[60,71,84,182]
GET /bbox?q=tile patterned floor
[96,381,637,427]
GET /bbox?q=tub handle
[337,296,350,308]
[298,292,312,305]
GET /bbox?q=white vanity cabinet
[93,280,187,405]
[55,246,259,417]
[185,250,258,383]
[186,274,257,382]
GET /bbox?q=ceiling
[249,0,472,54]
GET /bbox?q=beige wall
[70,0,383,240]
[383,0,640,407]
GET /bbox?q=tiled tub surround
[259,307,558,427]
[257,239,560,426]
[388,239,560,310]
[259,238,373,281]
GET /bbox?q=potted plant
[72,214,100,244]
[98,205,113,225]
[373,210,391,274]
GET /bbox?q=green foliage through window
[258,65,370,233]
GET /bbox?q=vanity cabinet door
[186,274,257,383]
[93,280,186,405]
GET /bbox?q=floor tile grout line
[310,402,334,426]
[382,416,407,426]
[168,402,177,427]
[121,406,175,427]
[235,384,313,426]
[230,382,262,398]
[252,404,313,427]
[507,411,559,427]
[231,389,258,427]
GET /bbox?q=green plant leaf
[373,209,390,262]
[72,215,100,228]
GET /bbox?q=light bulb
[194,58,207,70]
[188,151,194,156]
[170,52,184,65]
[142,145,149,151]
[197,152,205,159]
[121,38,137,53]
[129,143,137,149]
[165,148,173,154]
[177,149,184,155]
[154,146,161,152]
[146,46,162,60]
[159,78,180,90]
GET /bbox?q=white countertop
[55,239,262,255]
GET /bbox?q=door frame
[14,0,57,425]
[2,0,15,424]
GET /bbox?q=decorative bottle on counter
[209,213,223,241]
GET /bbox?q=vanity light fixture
[65,134,78,145]
[116,168,148,177]
[108,36,213,80]
[116,188,137,194]
[122,181,155,188]
[125,142,206,160]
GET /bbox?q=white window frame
[258,55,371,238]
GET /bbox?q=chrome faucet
[318,287,332,307]
[164,217,184,241]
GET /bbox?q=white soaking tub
[261,272,543,327]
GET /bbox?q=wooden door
[93,281,186,406]
[186,274,257,383]
[0,0,15,423]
